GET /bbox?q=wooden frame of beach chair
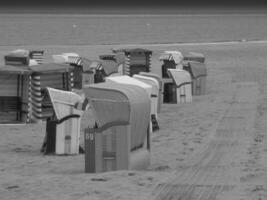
[41,87,84,155]
[183,61,207,95]
[83,82,151,172]
[165,69,192,103]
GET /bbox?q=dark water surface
[0,13,266,45]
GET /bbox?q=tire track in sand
[152,82,259,200]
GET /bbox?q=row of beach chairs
[0,48,207,173]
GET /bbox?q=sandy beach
[0,40,266,200]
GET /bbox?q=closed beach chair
[83,82,151,172]
[112,48,152,76]
[164,69,192,103]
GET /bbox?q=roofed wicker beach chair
[183,61,207,95]
[4,49,45,66]
[41,87,86,155]
[112,48,152,76]
[159,50,184,78]
[165,68,192,103]
[0,63,74,124]
[83,82,151,172]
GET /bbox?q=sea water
[0,12,267,46]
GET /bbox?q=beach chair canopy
[105,75,152,98]
[52,55,68,64]
[52,53,79,64]
[6,49,29,56]
[0,63,72,75]
[99,60,119,76]
[133,74,159,97]
[99,54,116,61]
[186,62,207,79]
[66,57,96,72]
[99,54,124,75]
[29,59,39,66]
[61,53,79,58]
[159,51,184,65]
[183,52,205,63]
[29,50,45,64]
[4,49,30,66]
[99,53,125,64]
[46,87,84,120]
[83,82,150,150]
[167,69,192,87]
[72,59,116,77]
[29,50,44,58]
[29,63,73,75]
[139,72,163,92]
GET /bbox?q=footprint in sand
[91,177,110,182]
[176,158,184,161]
[154,165,171,171]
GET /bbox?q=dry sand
[0,41,267,200]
